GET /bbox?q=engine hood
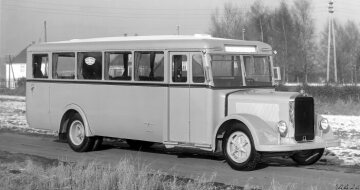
[226,89,299,123]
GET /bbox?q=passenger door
[189,53,209,144]
[169,52,190,142]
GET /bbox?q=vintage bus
[26,35,339,170]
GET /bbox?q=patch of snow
[0,95,25,102]
[322,115,360,166]
[0,96,56,136]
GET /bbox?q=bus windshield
[211,55,243,88]
[210,54,272,88]
[243,56,272,86]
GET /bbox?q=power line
[3,4,219,19]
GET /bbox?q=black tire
[127,139,154,150]
[291,148,324,165]
[66,113,95,152]
[222,124,260,171]
[92,137,103,151]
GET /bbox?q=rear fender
[62,104,94,137]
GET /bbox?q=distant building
[4,45,29,89]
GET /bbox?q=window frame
[170,53,189,83]
[76,51,103,80]
[134,51,165,82]
[32,53,50,79]
[242,55,272,86]
[190,53,206,84]
[52,52,76,80]
[104,51,133,81]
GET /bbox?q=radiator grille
[294,96,314,141]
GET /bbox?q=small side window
[192,54,205,83]
[53,53,75,79]
[78,52,102,80]
[105,52,132,80]
[134,52,164,81]
[32,54,49,78]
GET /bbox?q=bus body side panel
[49,83,165,143]
[189,88,212,144]
[26,81,51,130]
[95,85,166,142]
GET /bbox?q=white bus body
[26,35,339,170]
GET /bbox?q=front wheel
[291,148,324,165]
[67,113,95,152]
[222,125,260,171]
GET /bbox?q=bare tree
[271,1,295,82]
[292,0,317,83]
[209,3,246,39]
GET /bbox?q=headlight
[320,119,329,130]
[277,121,288,137]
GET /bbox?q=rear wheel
[222,125,260,171]
[66,113,95,152]
[291,148,324,165]
[127,140,154,150]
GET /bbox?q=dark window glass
[172,55,188,83]
[243,56,271,86]
[53,53,75,79]
[32,54,49,78]
[134,52,164,81]
[192,54,205,83]
[105,52,132,80]
[77,52,102,80]
[211,55,243,87]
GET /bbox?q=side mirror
[273,67,281,81]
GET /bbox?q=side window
[78,52,102,80]
[53,53,75,79]
[105,52,132,80]
[192,54,205,83]
[32,54,49,78]
[134,51,164,81]
[172,55,188,83]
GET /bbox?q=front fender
[213,114,279,151]
[62,103,94,137]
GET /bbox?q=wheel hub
[69,120,85,146]
[227,131,251,163]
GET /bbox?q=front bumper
[256,138,340,152]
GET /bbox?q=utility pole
[326,0,337,83]
[259,18,264,42]
[44,21,47,42]
[242,28,245,40]
[8,55,15,88]
[176,25,180,35]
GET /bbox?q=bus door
[169,52,190,142]
[189,53,208,144]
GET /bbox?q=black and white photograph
[0,0,359,189]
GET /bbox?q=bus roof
[28,35,272,54]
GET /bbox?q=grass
[0,151,339,190]
[0,159,225,190]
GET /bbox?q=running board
[163,141,212,151]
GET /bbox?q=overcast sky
[1,0,359,57]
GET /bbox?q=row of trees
[209,0,360,84]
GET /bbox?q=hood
[227,89,299,123]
